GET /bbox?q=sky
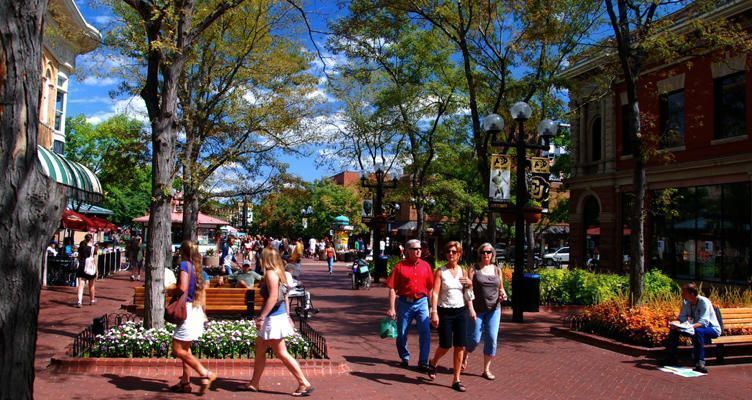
[68,0,348,182]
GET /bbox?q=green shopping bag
[379,317,398,339]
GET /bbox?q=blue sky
[69,0,347,182]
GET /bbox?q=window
[659,90,685,148]
[591,117,602,161]
[54,73,68,132]
[621,105,633,156]
[714,72,746,139]
[53,140,64,155]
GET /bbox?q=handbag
[463,268,475,302]
[165,264,193,324]
[83,256,97,276]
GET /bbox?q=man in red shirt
[387,239,434,370]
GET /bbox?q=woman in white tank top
[427,241,472,392]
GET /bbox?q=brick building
[563,2,752,283]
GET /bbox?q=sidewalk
[35,260,752,399]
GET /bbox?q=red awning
[132,212,228,227]
[61,209,96,232]
[586,227,632,236]
[88,216,117,232]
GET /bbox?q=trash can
[375,255,389,281]
[520,273,540,312]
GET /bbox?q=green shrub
[644,269,678,298]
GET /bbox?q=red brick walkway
[35,260,752,399]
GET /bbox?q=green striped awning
[37,145,103,203]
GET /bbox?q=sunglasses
[480,250,494,254]
[410,247,421,251]
[446,250,458,254]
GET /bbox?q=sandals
[241,383,259,392]
[452,381,467,392]
[169,380,191,393]
[291,385,315,397]
[481,371,496,380]
[198,371,216,395]
[426,362,437,380]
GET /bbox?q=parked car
[543,247,569,266]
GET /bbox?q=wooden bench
[123,286,264,318]
[712,307,752,363]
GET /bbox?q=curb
[49,357,351,377]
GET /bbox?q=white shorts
[261,313,295,340]
[173,302,206,342]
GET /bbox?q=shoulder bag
[165,264,193,324]
[83,253,97,276]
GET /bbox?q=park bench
[712,307,752,363]
[123,286,264,318]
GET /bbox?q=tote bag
[83,256,97,276]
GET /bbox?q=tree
[602,0,752,305]
[117,0,246,329]
[0,1,66,397]
[176,1,319,241]
[65,114,151,224]
[330,2,461,241]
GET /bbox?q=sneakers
[694,361,708,374]
[90,299,97,305]
[130,275,135,281]
[74,302,82,308]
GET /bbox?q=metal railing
[294,317,329,359]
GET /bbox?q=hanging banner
[489,154,511,205]
[528,157,551,209]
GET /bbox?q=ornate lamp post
[300,205,313,230]
[484,101,557,322]
[360,164,400,280]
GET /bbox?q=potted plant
[203,248,219,267]
[499,209,516,225]
[524,200,544,224]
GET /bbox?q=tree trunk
[144,63,184,329]
[182,188,199,242]
[416,203,425,242]
[628,97,646,306]
[1,1,66,397]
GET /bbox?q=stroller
[351,258,372,290]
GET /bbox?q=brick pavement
[35,259,752,399]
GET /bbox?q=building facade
[40,0,101,154]
[564,2,752,283]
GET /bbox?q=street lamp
[486,101,557,323]
[360,165,400,280]
[300,205,313,230]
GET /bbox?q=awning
[133,212,229,227]
[88,216,118,232]
[38,145,103,203]
[70,201,113,216]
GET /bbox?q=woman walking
[463,243,508,380]
[74,234,97,307]
[427,241,472,392]
[169,241,215,395]
[325,241,335,274]
[245,248,313,396]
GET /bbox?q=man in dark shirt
[386,239,434,370]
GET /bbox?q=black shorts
[438,306,468,349]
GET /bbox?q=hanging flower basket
[524,207,543,224]
[500,212,515,225]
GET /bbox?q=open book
[670,321,695,335]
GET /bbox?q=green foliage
[536,269,676,306]
[65,114,151,223]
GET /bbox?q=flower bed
[575,288,752,347]
[89,320,313,359]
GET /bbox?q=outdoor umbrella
[61,209,95,232]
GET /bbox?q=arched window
[591,117,602,162]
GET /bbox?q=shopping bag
[379,317,398,339]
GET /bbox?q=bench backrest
[717,307,752,331]
[131,286,263,315]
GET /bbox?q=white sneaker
[130,275,135,281]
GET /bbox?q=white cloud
[86,96,148,125]
[80,76,118,86]
[92,15,114,25]
[69,96,113,104]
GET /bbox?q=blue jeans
[327,257,333,273]
[466,306,501,356]
[666,326,719,362]
[396,297,431,365]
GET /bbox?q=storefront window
[651,183,751,283]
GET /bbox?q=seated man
[235,260,263,288]
[663,282,722,373]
